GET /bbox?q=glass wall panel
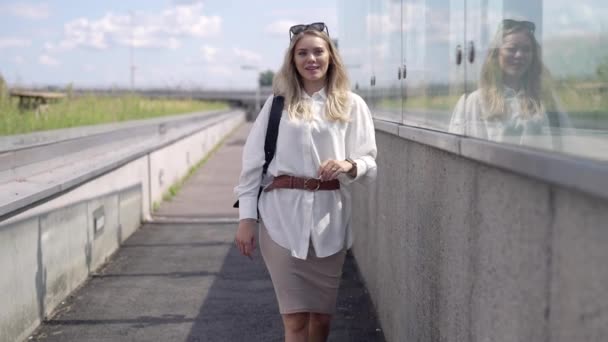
[368,0,403,122]
[454,0,608,161]
[340,0,608,161]
[541,0,608,160]
[338,0,371,103]
[451,0,559,149]
[402,0,466,130]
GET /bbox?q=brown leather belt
[263,175,340,192]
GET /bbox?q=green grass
[377,83,608,119]
[378,95,461,112]
[0,94,228,135]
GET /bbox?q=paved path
[30,123,385,341]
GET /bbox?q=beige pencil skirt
[259,224,347,315]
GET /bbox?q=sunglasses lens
[309,23,326,31]
[503,19,535,33]
[525,22,536,32]
[290,24,307,35]
[289,22,328,40]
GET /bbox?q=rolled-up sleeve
[233,95,274,220]
[341,93,377,184]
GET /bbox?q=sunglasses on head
[289,22,329,40]
[502,19,535,34]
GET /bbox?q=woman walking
[234,23,377,342]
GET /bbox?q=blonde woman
[234,23,377,342]
[449,19,569,149]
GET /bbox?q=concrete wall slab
[0,112,244,342]
[351,125,608,342]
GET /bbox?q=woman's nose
[513,49,524,58]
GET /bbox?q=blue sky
[0,0,338,89]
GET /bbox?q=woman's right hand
[235,218,257,259]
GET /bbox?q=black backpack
[233,95,285,216]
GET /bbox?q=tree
[0,73,6,102]
[596,58,608,81]
[258,70,275,87]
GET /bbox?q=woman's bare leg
[308,313,332,342]
[282,312,309,342]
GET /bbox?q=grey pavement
[153,122,248,220]
[29,123,385,342]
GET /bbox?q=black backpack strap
[262,95,284,175]
[233,95,284,209]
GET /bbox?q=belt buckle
[304,178,321,191]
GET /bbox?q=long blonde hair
[480,24,556,120]
[273,30,351,122]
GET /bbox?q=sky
[0,0,338,89]
[2,0,607,91]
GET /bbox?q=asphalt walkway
[30,123,385,342]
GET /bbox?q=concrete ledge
[0,109,229,152]
[0,111,245,342]
[0,110,230,172]
[375,118,608,200]
[0,111,243,220]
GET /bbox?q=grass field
[375,82,608,124]
[0,93,228,136]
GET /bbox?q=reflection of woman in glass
[449,19,568,148]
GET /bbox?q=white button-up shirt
[234,89,377,259]
[449,89,568,149]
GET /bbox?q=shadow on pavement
[184,229,386,342]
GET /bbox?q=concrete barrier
[350,120,608,342]
[0,111,244,342]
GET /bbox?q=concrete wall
[350,128,608,342]
[0,113,244,342]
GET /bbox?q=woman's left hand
[318,159,353,181]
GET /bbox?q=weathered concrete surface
[0,113,245,342]
[27,123,385,342]
[0,110,227,152]
[351,128,608,342]
[0,111,243,220]
[0,186,141,342]
[28,223,384,342]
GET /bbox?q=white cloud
[200,45,218,62]
[55,3,221,51]
[161,3,221,37]
[232,47,262,64]
[39,54,59,66]
[204,65,233,76]
[0,38,32,48]
[172,0,204,5]
[1,3,50,20]
[265,20,297,37]
[15,56,25,64]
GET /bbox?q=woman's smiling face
[293,34,330,85]
[499,31,534,81]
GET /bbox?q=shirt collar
[503,85,524,98]
[302,87,327,101]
